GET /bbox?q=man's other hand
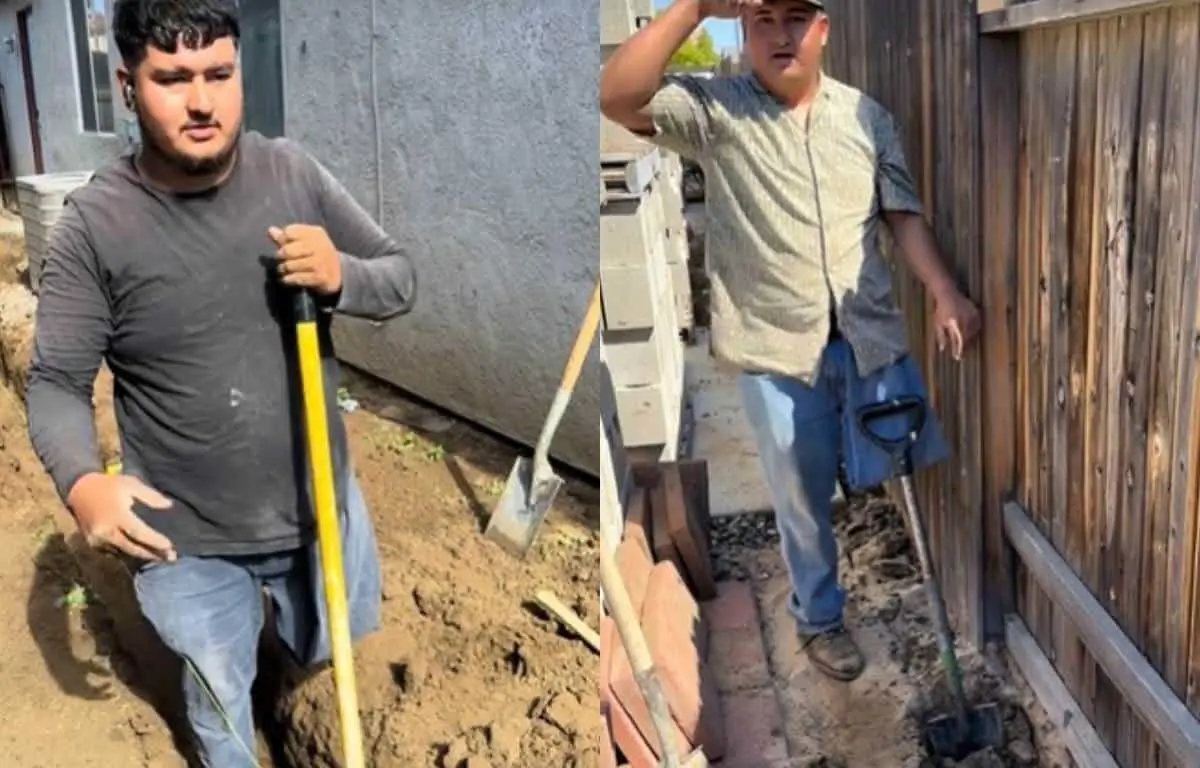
[67,473,176,562]
[268,224,343,296]
[932,288,981,361]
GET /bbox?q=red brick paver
[719,687,789,766]
[707,625,772,693]
[604,573,791,767]
[704,579,792,767]
[704,581,758,632]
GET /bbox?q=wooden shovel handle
[559,281,602,393]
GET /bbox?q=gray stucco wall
[281,0,602,474]
[0,0,127,176]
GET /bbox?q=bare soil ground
[0,219,600,767]
[713,494,1073,768]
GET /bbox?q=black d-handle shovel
[856,396,1004,760]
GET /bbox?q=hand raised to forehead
[698,0,763,20]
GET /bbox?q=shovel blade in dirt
[924,701,1005,760]
[483,282,600,558]
[484,456,564,557]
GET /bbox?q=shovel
[855,395,1004,761]
[293,289,365,768]
[485,281,601,557]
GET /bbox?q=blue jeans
[132,477,381,767]
[738,338,948,635]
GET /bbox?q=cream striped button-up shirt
[645,72,924,383]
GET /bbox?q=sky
[653,0,741,54]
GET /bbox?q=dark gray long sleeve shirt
[26,132,416,556]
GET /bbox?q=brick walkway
[704,580,792,767]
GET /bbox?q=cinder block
[601,199,657,267]
[601,264,657,331]
[668,258,693,333]
[612,384,670,448]
[602,328,667,390]
[602,116,655,157]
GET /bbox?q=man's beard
[138,114,241,177]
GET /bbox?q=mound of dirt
[0,227,601,767]
[269,375,600,768]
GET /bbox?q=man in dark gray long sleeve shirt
[25,1,415,764]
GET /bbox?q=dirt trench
[0,218,601,767]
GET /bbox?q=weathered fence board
[828,0,1200,764]
[827,0,987,647]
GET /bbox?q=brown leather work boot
[799,626,865,682]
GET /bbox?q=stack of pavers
[599,460,725,767]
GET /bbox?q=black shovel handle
[856,395,927,476]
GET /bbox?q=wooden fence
[827,1,1200,765]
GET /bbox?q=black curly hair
[112,0,240,69]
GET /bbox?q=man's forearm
[884,211,959,299]
[335,250,417,321]
[27,369,103,502]
[599,0,706,121]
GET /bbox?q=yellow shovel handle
[295,291,365,768]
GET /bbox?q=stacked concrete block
[655,152,694,337]
[16,171,95,293]
[600,350,628,557]
[601,151,685,459]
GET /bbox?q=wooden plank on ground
[980,0,1197,34]
[1004,500,1200,765]
[1006,614,1120,768]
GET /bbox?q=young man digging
[26,0,416,763]
[600,0,980,682]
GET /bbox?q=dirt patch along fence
[827,1,1200,766]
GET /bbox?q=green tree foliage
[669,28,721,71]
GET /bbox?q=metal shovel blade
[484,457,565,558]
[923,701,1005,760]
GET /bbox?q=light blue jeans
[132,477,381,767]
[738,338,949,635]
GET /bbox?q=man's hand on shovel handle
[67,473,176,562]
[269,225,343,296]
